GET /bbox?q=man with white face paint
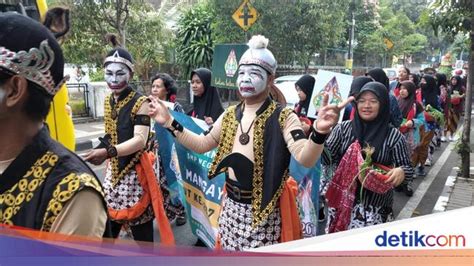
[149,35,353,250]
[84,44,174,245]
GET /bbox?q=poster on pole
[211,44,248,90]
[307,70,353,120]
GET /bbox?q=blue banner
[169,111,225,248]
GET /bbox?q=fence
[67,83,91,118]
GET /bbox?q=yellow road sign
[232,0,259,31]
[384,38,394,50]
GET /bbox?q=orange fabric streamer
[279,177,302,242]
[108,152,175,246]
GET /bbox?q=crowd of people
[0,13,467,252]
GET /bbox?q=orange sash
[107,152,175,246]
[280,177,302,242]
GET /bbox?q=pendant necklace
[238,105,257,145]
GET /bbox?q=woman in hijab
[396,81,425,195]
[409,73,420,88]
[294,74,315,134]
[342,76,373,121]
[420,75,441,110]
[189,68,224,125]
[446,75,466,141]
[366,68,403,128]
[420,74,441,167]
[322,82,413,233]
[434,73,449,142]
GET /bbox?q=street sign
[383,38,394,50]
[232,0,259,31]
[211,44,249,90]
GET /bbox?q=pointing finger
[321,92,329,108]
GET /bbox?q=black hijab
[350,76,373,97]
[435,73,447,87]
[421,74,439,110]
[451,75,463,93]
[409,73,420,88]
[367,68,390,90]
[352,81,391,160]
[295,74,315,116]
[190,68,224,121]
[398,81,423,117]
[342,76,373,121]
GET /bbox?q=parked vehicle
[383,68,397,81]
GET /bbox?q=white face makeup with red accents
[236,65,268,98]
[104,62,131,93]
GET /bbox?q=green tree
[352,0,383,66]
[382,14,428,64]
[430,0,473,178]
[175,3,214,79]
[207,0,347,70]
[50,0,168,80]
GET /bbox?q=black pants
[110,220,154,242]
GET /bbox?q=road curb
[432,174,456,213]
[75,138,100,152]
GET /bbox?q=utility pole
[346,0,356,72]
[460,0,473,178]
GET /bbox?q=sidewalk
[433,111,474,212]
[74,121,104,152]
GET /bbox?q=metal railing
[67,83,91,117]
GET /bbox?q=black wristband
[171,119,184,133]
[167,119,184,137]
[310,127,328,144]
[106,145,118,158]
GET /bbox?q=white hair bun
[247,35,269,49]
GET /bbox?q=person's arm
[163,113,223,154]
[284,113,325,168]
[49,188,107,237]
[114,102,150,157]
[386,130,414,186]
[149,97,222,154]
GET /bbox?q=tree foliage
[428,0,473,178]
[207,0,346,69]
[175,3,214,79]
[429,0,472,36]
[49,0,168,80]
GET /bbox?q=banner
[169,111,225,248]
[307,70,353,119]
[289,158,321,238]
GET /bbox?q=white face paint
[236,65,268,98]
[104,62,131,93]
